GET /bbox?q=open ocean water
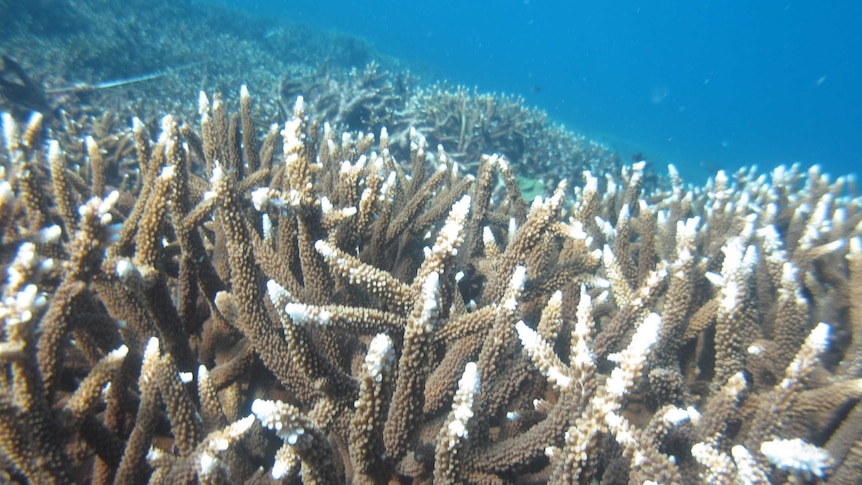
[231,0,861,183]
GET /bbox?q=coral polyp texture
[0,83,861,485]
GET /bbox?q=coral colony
[1,84,860,484]
[1,5,862,484]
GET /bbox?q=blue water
[235,0,860,182]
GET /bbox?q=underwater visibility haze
[250,0,862,181]
[2,0,862,483]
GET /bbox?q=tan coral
[1,85,862,484]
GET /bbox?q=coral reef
[1,0,618,196]
[279,66,619,192]
[0,0,383,129]
[1,84,861,484]
[404,83,617,186]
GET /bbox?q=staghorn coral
[403,83,619,188]
[279,65,620,194]
[0,85,861,485]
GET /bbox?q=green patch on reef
[518,175,546,201]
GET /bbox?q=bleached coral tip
[102,190,120,211]
[809,322,830,351]
[463,361,478,382]
[199,452,217,475]
[115,258,136,281]
[284,303,315,325]
[760,438,831,478]
[1,112,16,143]
[144,337,160,358]
[662,406,691,425]
[0,181,12,203]
[251,187,270,211]
[511,265,527,287]
[368,333,393,357]
[314,239,334,257]
[158,165,175,180]
[251,399,277,421]
[38,225,62,244]
[110,345,130,360]
[515,321,537,348]
[640,313,662,343]
[271,460,290,480]
[233,414,256,435]
[266,279,289,303]
[48,139,61,155]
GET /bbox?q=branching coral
[278,65,620,194]
[0,85,861,485]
